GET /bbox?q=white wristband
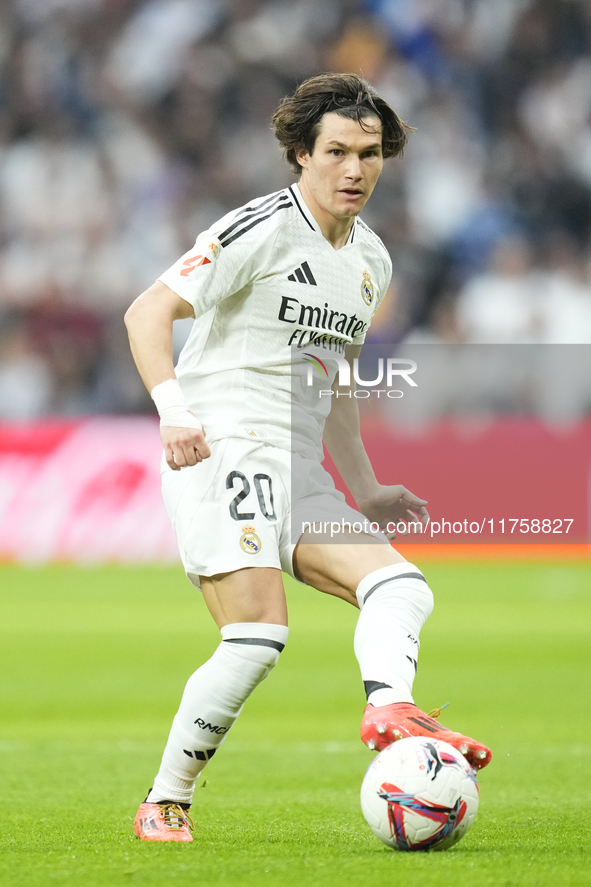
[150,379,203,430]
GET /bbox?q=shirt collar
[289,182,317,232]
[289,182,358,245]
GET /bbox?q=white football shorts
[161,437,388,588]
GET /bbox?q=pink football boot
[361,702,492,770]
[134,801,194,842]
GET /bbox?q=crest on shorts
[361,270,374,306]
[240,525,261,554]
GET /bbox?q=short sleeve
[158,211,274,318]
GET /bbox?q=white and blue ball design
[361,737,479,851]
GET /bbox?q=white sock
[353,563,434,707]
[147,622,289,805]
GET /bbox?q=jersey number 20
[226,471,276,522]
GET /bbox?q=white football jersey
[158,183,392,456]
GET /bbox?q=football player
[125,72,491,843]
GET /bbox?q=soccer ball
[360,737,479,851]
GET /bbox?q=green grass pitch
[1,560,590,887]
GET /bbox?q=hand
[161,425,211,471]
[356,485,430,540]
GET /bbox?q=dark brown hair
[272,72,412,174]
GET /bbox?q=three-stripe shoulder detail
[356,217,387,252]
[218,192,292,247]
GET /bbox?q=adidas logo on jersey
[287,261,317,286]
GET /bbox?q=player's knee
[220,623,289,674]
[402,563,434,622]
[356,562,434,624]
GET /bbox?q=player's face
[296,112,384,222]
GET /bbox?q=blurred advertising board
[293,345,591,547]
[0,418,178,564]
[1,413,590,565]
[325,416,591,546]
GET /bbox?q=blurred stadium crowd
[2,0,591,419]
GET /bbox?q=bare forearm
[125,308,176,393]
[324,391,429,536]
[323,396,379,504]
[124,281,193,393]
[124,281,209,470]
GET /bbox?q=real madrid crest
[240,525,262,554]
[361,270,374,306]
